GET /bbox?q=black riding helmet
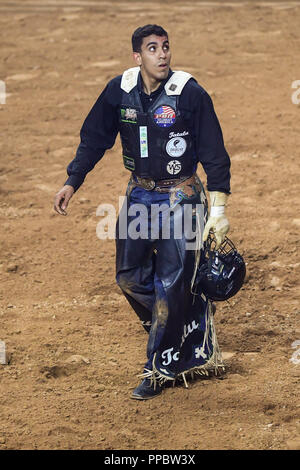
[194,233,246,301]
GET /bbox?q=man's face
[133,34,171,82]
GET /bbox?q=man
[54,25,231,400]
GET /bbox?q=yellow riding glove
[203,191,230,249]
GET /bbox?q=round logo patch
[153,105,176,128]
[166,137,187,157]
[166,160,182,175]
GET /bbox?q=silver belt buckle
[140,178,156,191]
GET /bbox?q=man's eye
[149,46,156,52]
[163,45,169,51]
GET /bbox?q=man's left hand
[203,191,230,249]
[203,214,229,249]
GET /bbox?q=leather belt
[131,174,194,193]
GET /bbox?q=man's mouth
[158,63,168,69]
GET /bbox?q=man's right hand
[53,185,75,216]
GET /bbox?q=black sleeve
[64,76,122,191]
[181,81,231,194]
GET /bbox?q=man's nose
[159,47,167,59]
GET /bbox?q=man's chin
[156,68,170,81]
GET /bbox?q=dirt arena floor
[0,0,299,451]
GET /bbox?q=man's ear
[133,52,142,66]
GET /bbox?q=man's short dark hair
[132,24,169,52]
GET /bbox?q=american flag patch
[153,105,176,127]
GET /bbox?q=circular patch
[153,105,176,128]
[166,137,187,157]
[166,160,182,175]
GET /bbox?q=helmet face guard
[194,234,246,301]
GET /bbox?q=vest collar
[121,67,172,94]
[164,70,192,96]
[120,67,192,96]
[120,67,140,93]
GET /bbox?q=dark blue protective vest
[119,69,195,180]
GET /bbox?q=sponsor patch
[139,126,148,158]
[166,137,187,157]
[169,83,177,92]
[169,131,189,138]
[153,105,176,127]
[123,155,135,171]
[166,160,182,175]
[120,107,137,123]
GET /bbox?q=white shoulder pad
[120,67,140,93]
[165,71,193,96]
